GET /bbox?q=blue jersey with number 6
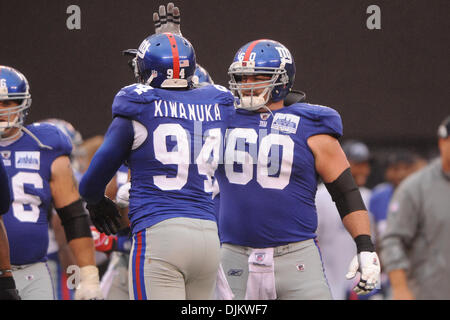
[215,103,343,248]
[112,83,235,234]
[0,123,72,265]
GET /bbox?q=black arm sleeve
[56,199,93,242]
[324,167,367,219]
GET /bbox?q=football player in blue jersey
[156,2,381,299]
[97,58,218,300]
[80,32,235,299]
[152,2,380,300]
[214,39,381,299]
[0,66,102,300]
[38,118,85,300]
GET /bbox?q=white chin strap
[237,87,271,111]
[0,117,20,134]
[0,119,20,139]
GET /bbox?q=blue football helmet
[228,39,296,111]
[135,33,196,88]
[0,66,32,139]
[192,64,214,87]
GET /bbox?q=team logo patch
[271,113,300,134]
[15,151,40,170]
[1,150,11,166]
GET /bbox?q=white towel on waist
[245,248,276,300]
[214,263,234,300]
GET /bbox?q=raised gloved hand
[85,196,122,236]
[346,251,381,295]
[74,265,103,300]
[153,2,182,36]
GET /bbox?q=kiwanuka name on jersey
[215,103,343,248]
[112,83,235,234]
[0,123,72,265]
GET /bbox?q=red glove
[90,226,117,253]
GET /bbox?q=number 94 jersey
[0,123,72,265]
[215,103,343,248]
[112,83,235,234]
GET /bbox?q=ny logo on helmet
[137,39,151,59]
[275,46,292,64]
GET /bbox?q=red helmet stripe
[165,33,180,79]
[243,40,263,61]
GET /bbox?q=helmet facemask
[0,96,31,141]
[228,60,289,111]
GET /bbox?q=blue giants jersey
[0,123,72,264]
[215,103,343,247]
[112,83,235,234]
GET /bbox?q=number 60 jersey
[112,83,235,235]
[215,104,343,248]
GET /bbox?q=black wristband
[354,235,375,253]
[0,276,16,290]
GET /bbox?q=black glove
[86,197,122,236]
[0,276,21,300]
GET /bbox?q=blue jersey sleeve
[112,84,159,120]
[79,117,134,204]
[29,123,73,161]
[0,160,11,215]
[300,104,343,139]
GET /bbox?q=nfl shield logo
[1,151,11,166]
[1,151,10,159]
[296,264,305,272]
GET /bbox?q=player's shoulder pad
[28,122,73,155]
[112,83,159,118]
[293,103,343,139]
[195,84,235,106]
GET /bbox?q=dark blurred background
[0,0,448,186]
